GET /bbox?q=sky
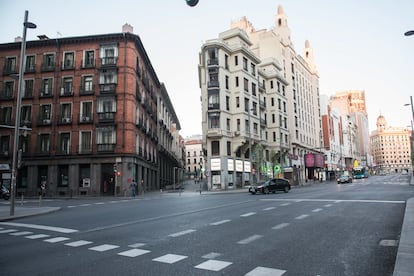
[1,0,414,137]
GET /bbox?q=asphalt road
[1,174,413,276]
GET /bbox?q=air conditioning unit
[43,119,51,124]
[82,116,90,121]
[63,118,70,123]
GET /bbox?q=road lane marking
[44,237,70,243]
[118,248,150,257]
[195,260,232,271]
[128,243,146,248]
[153,254,188,264]
[0,222,78,233]
[246,266,286,276]
[280,203,291,206]
[240,212,256,217]
[0,229,18,234]
[263,207,276,211]
[295,214,309,220]
[312,208,323,212]
[324,204,333,207]
[65,240,93,247]
[10,231,33,236]
[261,199,405,204]
[237,234,263,245]
[94,202,105,205]
[89,244,119,252]
[272,223,290,230]
[25,234,50,239]
[210,219,231,226]
[202,252,222,259]
[168,229,196,237]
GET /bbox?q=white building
[199,5,321,189]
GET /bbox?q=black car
[249,178,291,194]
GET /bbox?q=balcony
[79,115,93,124]
[25,64,36,73]
[259,83,266,92]
[23,89,34,99]
[97,143,115,153]
[62,61,75,70]
[207,81,219,88]
[100,83,116,94]
[41,62,55,72]
[208,103,220,110]
[40,89,53,98]
[100,57,117,67]
[81,59,96,69]
[78,145,92,154]
[0,90,13,100]
[207,58,219,66]
[58,116,72,125]
[38,118,52,126]
[97,112,115,122]
[56,146,71,155]
[260,118,267,126]
[20,120,32,128]
[80,84,94,95]
[2,66,17,76]
[60,87,74,97]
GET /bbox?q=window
[225,75,229,89]
[0,136,10,155]
[60,103,72,123]
[211,141,220,156]
[244,98,249,112]
[226,118,231,131]
[21,106,31,125]
[252,83,256,96]
[193,158,197,164]
[253,123,258,134]
[41,78,53,96]
[278,99,281,110]
[40,104,51,122]
[58,165,69,186]
[81,101,92,121]
[208,92,219,109]
[42,53,55,71]
[272,113,275,123]
[225,54,229,69]
[4,57,17,74]
[271,97,274,106]
[96,126,116,144]
[100,45,118,65]
[244,78,249,92]
[226,96,230,111]
[227,141,231,156]
[251,63,256,76]
[63,52,75,69]
[97,97,116,119]
[2,81,14,98]
[283,101,286,112]
[245,119,250,133]
[243,57,248,71]
[25,55,35,72]
[0,106,12,124]
[99,69,117,84]
[235,76,239,87]
[80,131,92,153]
[193,151,197,157]
[81,75,94,94]
[61,76,73,95]
[237,119,240,131]
[235,55,238,66]
[83,50,95,68]
[208,112,220,128]
[252,102,257,115]
[39,134,50,153]
[236,97,240,108]
[24,79,34,97]
[270,80,274,89]
[59,133,71,154]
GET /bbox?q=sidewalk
[0,205,60,221]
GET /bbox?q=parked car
[337,175,353,184]
[0,186,10,200]
[249,178,291,194]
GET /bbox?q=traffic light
[185,0,199,7]
[116,171,121,177]
[113,164,117,173]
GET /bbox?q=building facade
[184,135,204,178]
[199,5,321,189]
[370,115,411,174]
[0,26,183,196]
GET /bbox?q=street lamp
[404,30,414,36]
[10,10,36,216]
[404,96,414,173]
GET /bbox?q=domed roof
[376,114,387,130]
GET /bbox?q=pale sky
[1,0,414,137]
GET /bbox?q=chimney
[14,36,22,42]
[37,35,49,40]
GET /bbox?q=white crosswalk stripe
[195,260,232,271]
[152,254,188,264]
[89,244,119,252]
[118,248,150,257]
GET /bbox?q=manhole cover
[379,239,399,247]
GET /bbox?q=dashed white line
[89,244,119,252]
[240,212,256,217]
[246,266,286,276]
[312,208,323,212]
[118,248,150,257]
[324,204,333,207]
[295,214,309,220]
[168,229,196,237]
[272,223,290,230]
[263,207,276,211]
[128,243,146,248]
[237,234,263,245]
[195,260,232,271]
[65,240,93,247]
[280,203,291,206]
[44,237,70,243]
[10,231,33,236]
[26,234,50,239]
[0,229,18,234]
[210,220,231,226]
[153,254,188,264]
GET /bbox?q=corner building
[199,6,322,189]
[0,27,183,196]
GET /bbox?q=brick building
[0,26,183,196]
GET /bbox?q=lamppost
[247,106,253,187]
[10,11,36,216]
[404,96,414,172]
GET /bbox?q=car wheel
[250,191,256,195]
[284,186,289,193]
[264,188,269,194]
